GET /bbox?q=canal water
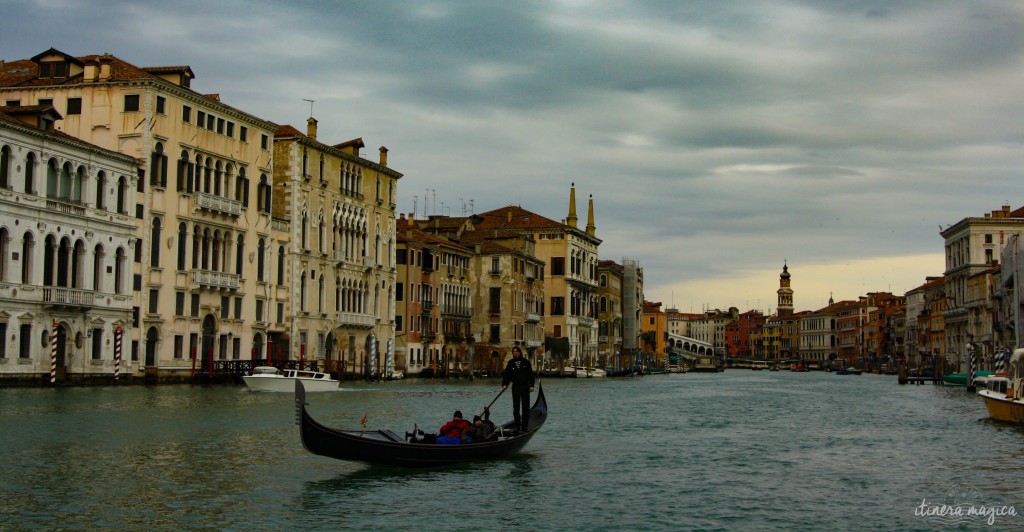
[1,371,1021,530]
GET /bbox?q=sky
[3,0,1021,313]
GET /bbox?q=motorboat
[242,366,339,392]
[295,379,547,466]
[666,364,689,374]
[978,349,1024,424]
[574,366,607,378]
[835,368,863,375]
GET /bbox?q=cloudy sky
[4,0,1022,312]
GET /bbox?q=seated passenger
[436,410,471,445]
[467,407,496,442]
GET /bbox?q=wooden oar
[479,387,506,418]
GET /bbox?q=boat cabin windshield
[987,378,1009,394]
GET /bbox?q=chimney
[306,117,317,141]
[83,59,97,83]
[379,146,388,167]
[98,54,111,81]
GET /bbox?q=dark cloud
[3,0,1021,309]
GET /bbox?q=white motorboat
[666,364,689,374]
[242,366,339,392]
[574,366,606,378]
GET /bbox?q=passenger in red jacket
[436,410,471,445]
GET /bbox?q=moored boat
[835,368,863,375]
[295,380,548,466]
[243,366,339,392]
[574,366,607,378]
[942,371,993,386]
[978,349,1024,424]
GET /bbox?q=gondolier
[502,346,535,432]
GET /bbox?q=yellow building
[473,184,601,369]
[273,119,400,379]
[0,49,277,378]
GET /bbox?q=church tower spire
[586,194,595,236]
[777,261,794,317]
[567,182,578,228]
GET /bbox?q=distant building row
[0,48,650,384]
[640,205,1024,371]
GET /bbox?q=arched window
[73,165,84,202]
[318,273,325,313]
[318,213,325,254]
[150,217,161,267]
[258,174,270,213]
[95,171,106,210]
[46,158,59,198]
[257,238,266,281]
[0,145,11,189]
[93,244,104,291]
[301,211,308,250]
[24,152,36,194]
[277,245,285,285]
[235,234,244,276]
[21,233,34,284]
[177,223,187,270]
[151,142,167,188]
[59,162,73,199]
[213,161,223,196]
[114,247,126,294]
[177,150,192,192]
[117,176,128,214]
[0,227,8,281]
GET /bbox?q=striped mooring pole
[114,326,123,382]
[50,320,57,384]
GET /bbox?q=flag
[361,414,368,427]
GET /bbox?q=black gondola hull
[295,380,548,467]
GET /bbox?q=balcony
[46,198,86,217]
[271,217,290,232]
[599,335,609,343]
[42,286,94,308]
[526,312,540,323]
[577,316,595,327]
[422,301,434,314]
[195,192,242,217]
[526,339,543,347]
[340,312,375,328]
[191,269,240,290]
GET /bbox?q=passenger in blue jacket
[501,346,535,432]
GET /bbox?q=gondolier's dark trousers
[512,386,530,430]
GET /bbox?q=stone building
[0,49,277,378]
[0,104,138,383]
[272,119,400,378]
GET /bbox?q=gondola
[295,380,548,467]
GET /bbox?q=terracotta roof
[474,205,565,231]
[274,124,305,138]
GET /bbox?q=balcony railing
[340,312,375,327]
[526,312,540,323]
[195,192,242,216]
[46,198,86,216]
[192,269,240,290]
[271,218,290,232]
[42,286,94,307]
[422,301,434,314]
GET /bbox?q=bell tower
[777,262,793,317]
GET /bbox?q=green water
[1,371,1021,530]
